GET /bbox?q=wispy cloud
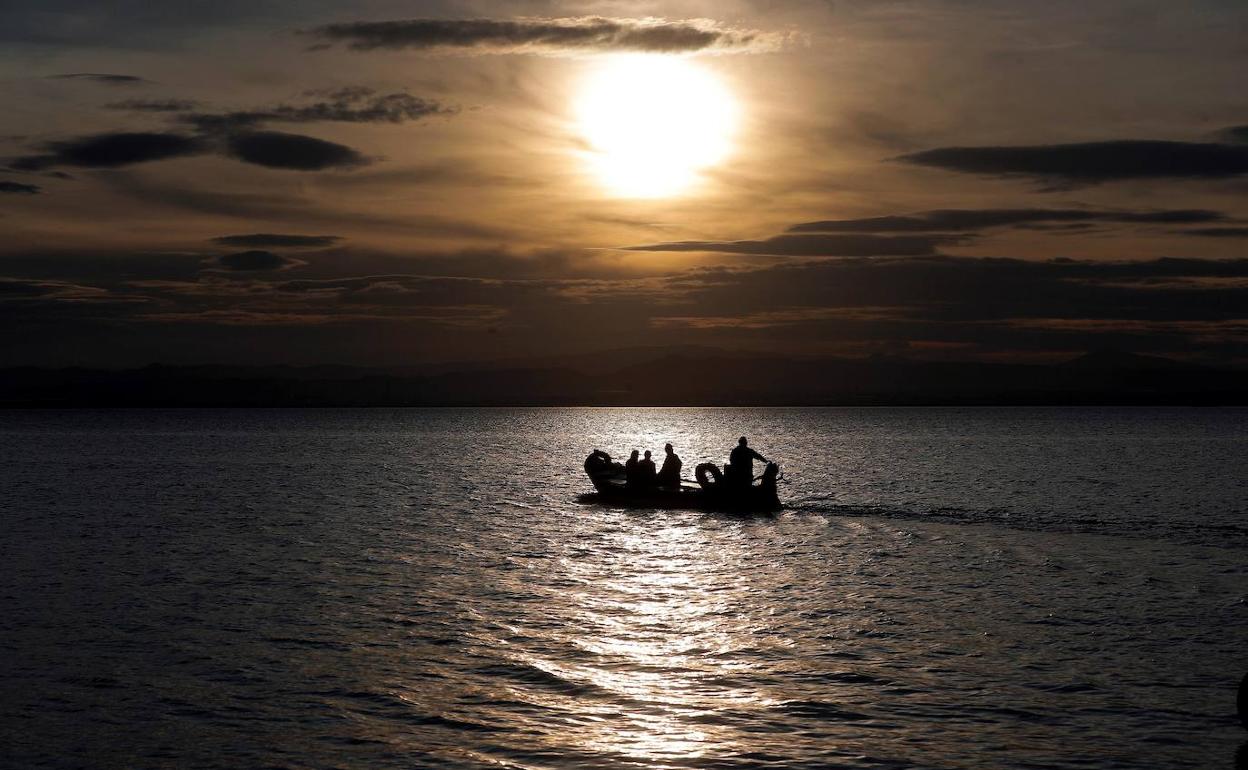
[623,233,965,257]
[788,208,1229,233]
[183,87,453,132]
[107,98,200,112]
[305,17,785,55]
[47,72,152,86]
[206,250,306,272]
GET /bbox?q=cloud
[0,181,40,194]
[306,16,783,55]
[134,273,553,323]
[184,87,453,132]
[623,233,964,257]
[9,132,208,170]
[788,208,1228,233]
[211,234,341,248]
[0,277,78,298]
[636,256,1248,362]
[223,130,369,170]
[47,72,151,85]
[13,92,404,175]
[652,307,908,330]
[107,98,200,112]
[96,171,507,236]
[0,276,131,302]
[7,250,1248,366]
[209,250,304,271]
[1181,227,1248,238]
[133,256,1248,364]
[898,140,1248,187]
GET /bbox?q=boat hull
[586,472,781,514]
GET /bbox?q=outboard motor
[759,462,782,508]
[761,462,780,487]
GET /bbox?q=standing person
[657,443,683,488]
[638,450,658,487]
[728,436,768,487]
[625,450,641,486]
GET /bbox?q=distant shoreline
[3,350,1244,408]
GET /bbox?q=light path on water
[1,407,1245,768]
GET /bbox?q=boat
[582,450,783,513]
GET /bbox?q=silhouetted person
[728,436,768,488]
[657,443,682,488]
[625,450,641,486]
[638,450,658,487]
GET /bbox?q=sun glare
[575,55,739,198]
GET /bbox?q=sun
[575,55,740,198]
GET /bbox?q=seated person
[657,443,682,488]
[637,450,658,488]
[624,450,641,486]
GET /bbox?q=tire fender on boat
[695,462,723,491]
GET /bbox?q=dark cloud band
[5,254,1245,367]
[9,132,209,170]
[0,181,41,194]
[223,131,368,171]
[306,17,780,55]
[107,99,200,112]
[212,234,341,248]
[184,88,452,132]
[1182,227,1248,238]
[788,208,1229,233]
[899,140,1248,186]
[625,233,965,257]
[47,73,151,86]
[8,130,367,172]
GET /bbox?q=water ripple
[1,407,1245,769]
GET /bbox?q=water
[1,408,1245,769]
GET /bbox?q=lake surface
[1,408,1245,769]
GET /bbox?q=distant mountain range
[1,349,1244,407]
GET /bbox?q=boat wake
[787,496,1248,547]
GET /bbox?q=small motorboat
[583,450,783,513]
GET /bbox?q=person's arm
[751,448,768,463]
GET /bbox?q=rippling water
[2,408,1245,769]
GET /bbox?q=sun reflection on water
[524,517,773,762]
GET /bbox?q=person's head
[665,443,673,454]
[644,450,652,459]
[739,436,748,446]
[630,449,639,458]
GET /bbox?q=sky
[1,0,1246,368]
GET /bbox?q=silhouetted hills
[1,349,1243,407]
